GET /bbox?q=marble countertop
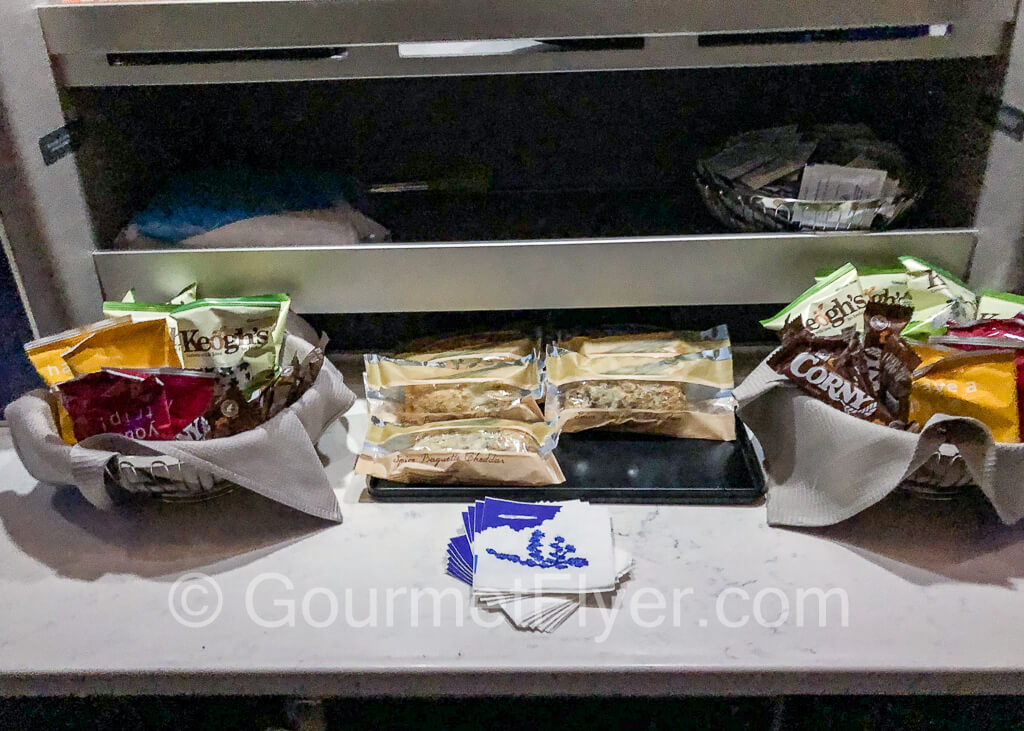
[3,358,1024,696]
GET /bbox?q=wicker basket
[106,454,237,503]
[694,160,922,233]
[899,444,975,500]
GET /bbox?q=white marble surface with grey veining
[2,365,1024,695]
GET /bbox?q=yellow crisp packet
[61,318,182,377]
[55,403,77,446]
[24,319,125,386]
[910,345,1019,443]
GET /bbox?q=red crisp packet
[57,371,176,441]
[941,316,1024,348]
[105,368,216,435]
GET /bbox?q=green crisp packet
[815,265,911,308]
[900,256,977,339]
[102,283,199,322]
[168,294,290,392]
[977,290,1024,320]
[761,263,866,336]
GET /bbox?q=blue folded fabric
[133,169,361,243]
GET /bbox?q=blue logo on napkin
[486,530,589,570]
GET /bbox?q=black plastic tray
[367,418,764,504]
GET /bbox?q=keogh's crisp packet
[761,263,866,336]
[815,266,912,308]
[168,294,290,393]
[976,290,1024,320]
[102,283,198,323]
[900,256,977,339]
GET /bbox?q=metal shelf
[93,229,975,313]
[38,0,1014,86]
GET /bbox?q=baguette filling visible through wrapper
[355,418,565,486]
[364,353,543,424]
[545,328,736,440]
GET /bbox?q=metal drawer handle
[397,37,644,58]
[698,23,952,48]
[107,47,348,67]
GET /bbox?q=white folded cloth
[736,355,1024,527]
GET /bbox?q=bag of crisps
[910,345,1019,443]
[976,290,1024,320]
[24,319,127,387]
[901,256,978,339]
[761,263,866,336]
[61,318,182,377]
[168,294,290,394]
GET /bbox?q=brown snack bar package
[877,336,921,423]
[768,322,896,425]
[185,383,263,440]
[861,302,918,422]
[178,342,327,441]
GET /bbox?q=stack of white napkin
[446,498,632,632]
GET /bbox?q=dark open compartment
[70,58,1000,248]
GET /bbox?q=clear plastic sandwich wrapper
[363,353,544,424]
[395,330,537,366]
[355,418,565,486]
[556,325,730,358]
[545,345,736,440]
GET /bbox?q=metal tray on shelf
[367,417,765,504]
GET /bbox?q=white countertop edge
[5,669,1024,697]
